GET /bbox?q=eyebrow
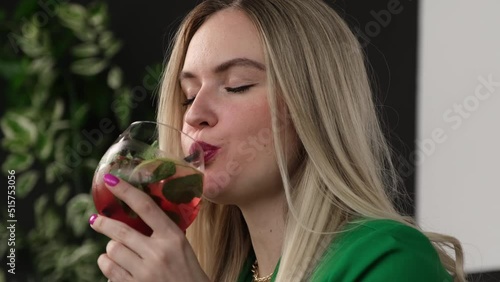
[179,58,266,80]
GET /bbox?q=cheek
[226,100,273,135]
[203,132,278,200]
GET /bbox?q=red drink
[92,150,203,236]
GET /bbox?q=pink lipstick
[190,141,221,164]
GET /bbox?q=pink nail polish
[104,174,119,186]
[89,214,98,225]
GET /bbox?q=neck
[238,191,285,278]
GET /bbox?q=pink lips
[191,141,220,164]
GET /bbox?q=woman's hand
[89,174,210,282]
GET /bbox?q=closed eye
[182,97,195,106]
[225,84,256,93]
[182,84,256,106]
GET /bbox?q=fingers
[98,253,133,282]
[90,213,146,256]
[102,173,180,235]
[106,240,142,274]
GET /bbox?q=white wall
[417,0,500,273]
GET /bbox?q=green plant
[0,1,158,281]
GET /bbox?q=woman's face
[179,8,299,205]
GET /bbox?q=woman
[90,0,466,281]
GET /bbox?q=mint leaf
[162,174,203,204]
[150,160,176,183]
[141,140,158,160]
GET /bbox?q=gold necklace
[251,259,273,282]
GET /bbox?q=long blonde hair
[157,0,466,281]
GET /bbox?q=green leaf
[104,40,122,58]
[1,153,34,172]
[21,18,40,40]
[162,173,203,204]
[88,3,107,28]
[56,3,87,31]
[66,194,95,237]
[33,242,59,272]
[16,20,51,58]
[18,29,51,59]
[66,4,87,19]
[74,29,97,42]
[39,30,51,54]
[1,138,28,153]
[55,183,71,206]
[142,140,159,160]
[17,170,40,198]
[52,99,65,121]
[0,112,38,144]
[37,67,57,89]
[151,159,176,183]
[70,58,108,76]
[36,132,53,160]
[83,158,99,171]
[45,163,58,184]
[72,104,89,128]
[72,43,100,58]
[65,241,100,266]
[107,66,123,90]
[16,37,44,57]
[128,158,176,185]
[38,208,62,238]
[34,195,49,221]
[33,243,58,272]
[52,245,73,270]
[29,56,53,74]
[54,133,69,164]
[48,120,71,133]
[98,31,113,48]
[31,88,50,108]
[46,161,69,184]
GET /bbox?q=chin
[201,176,228,204]
[202,177,248,205]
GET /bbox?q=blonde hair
[157,0,466,281]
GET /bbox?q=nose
[183,86,218,129]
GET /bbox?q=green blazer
[237,218,453,281]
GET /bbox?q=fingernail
[89,214,98,225]
[104,173,119,186]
